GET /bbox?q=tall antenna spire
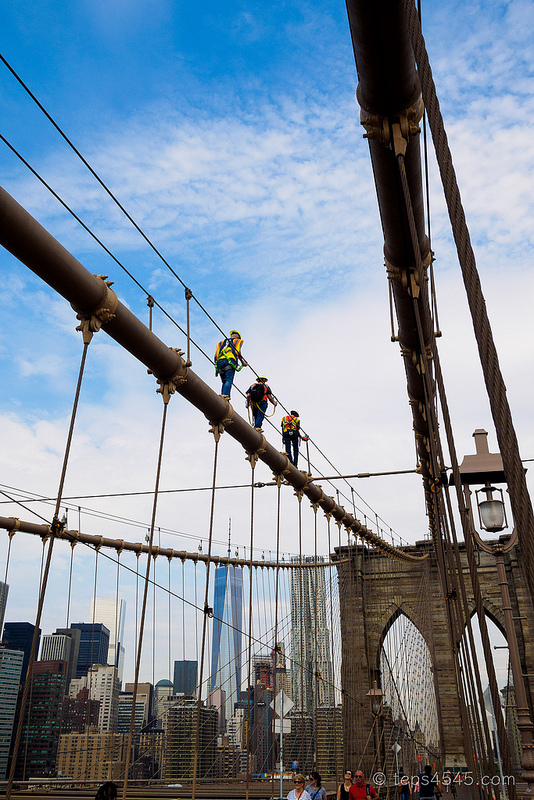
[228,517,231,558]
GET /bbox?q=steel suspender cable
[6,333,91,798]
[121,395,169,800]
[191,437,219,800]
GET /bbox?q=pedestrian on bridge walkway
[417,765,439,800]
[338,770,353,800]
[349,770,377,800]
[306,770,327,800]
[288,773,312,800]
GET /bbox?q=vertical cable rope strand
[121,399,169,800]
[6,337,90,800]
[245,467,256,800]
[191,438,219,800]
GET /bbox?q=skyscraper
[290,556,334,710]
[0,647,23,779]
[71,622,110,678]
[15,660,67,779]
[174,660,197,696]
[87,664,120,732]
[89,597,126,681]
[2,622,40,683]
[40,632,71,686]
[54,626,81,688]
[210,526,243,724]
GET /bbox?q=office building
[39,633,75,694]
[285,709,314,774]
[124,681,153,721]
[61,687,100,733]
[316,705,343,778]
[0,581,8,634]
[210,557,243,724]
[173,659,197,696]
[57,729,127,782]
[153,679,173,728]
[253,655,272,688]
[290,556,334,710]
[273,641,290,698]
[138,728,165,779]
[165,698,218,780]
[55,627,81,688]
[250,681,273,773]
[14,660,67,779]
[227,707,246,748]
[118,684,152,736]
[90,597,126,681]
[87,664,119,732]
[207,686,227,735]
[2,622,40,683]
[71,622,110,678]
[118,693,147,736]
[0,647,23,779]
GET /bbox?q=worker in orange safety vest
[281,410,307,467]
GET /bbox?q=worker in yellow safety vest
[214,330,248,397]
[281,410,307,467]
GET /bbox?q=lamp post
[459,429,534,797]
[367,680,384,770]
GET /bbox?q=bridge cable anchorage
[155,346,190,404]
[121,386,171,800]
[208,394,234,442]
[6,322,91,800]
[245,431,267,469]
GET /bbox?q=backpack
[249,383,267,403]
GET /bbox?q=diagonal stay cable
[0,53,228,339]
[0,132,216,365]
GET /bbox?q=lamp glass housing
[479,499,505,532]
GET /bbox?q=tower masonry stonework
[335,536,534,776]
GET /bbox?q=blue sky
[0,0,533,683]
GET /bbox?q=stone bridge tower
[335,533,534,779]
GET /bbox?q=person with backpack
[214,330,248,397]
[417,765,439,800]
[246,375,277,431]
[349,770,378,800]
[281,410,308,467]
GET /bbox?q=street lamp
[476,485,507,534]
[459,429,534,797]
